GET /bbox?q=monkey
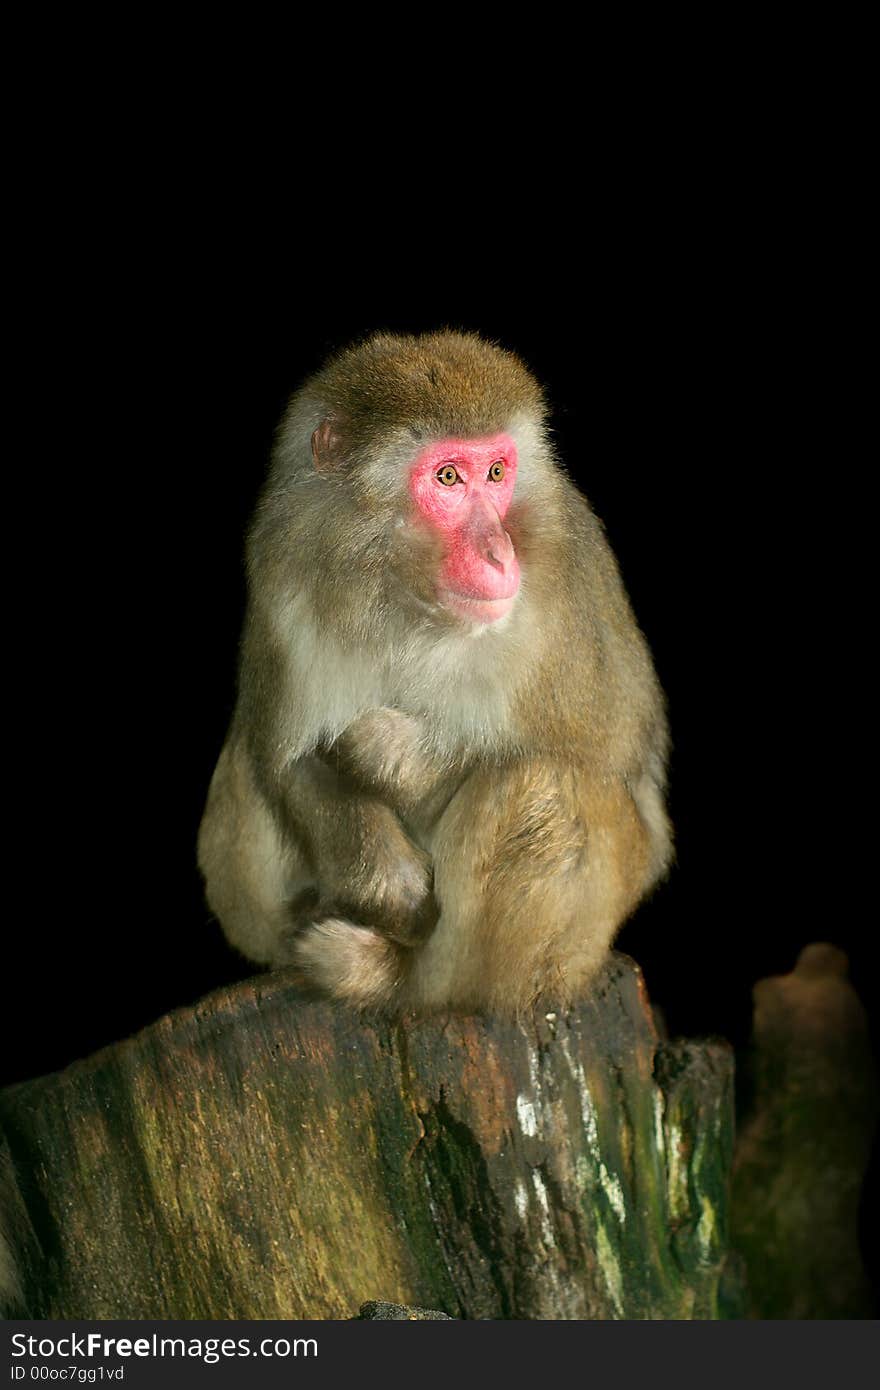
[197,331,672,1016]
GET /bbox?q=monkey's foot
[291,919,403,1009]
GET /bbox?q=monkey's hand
[279,753,438,949]
[318,708,447,814]
[326,802,438,947]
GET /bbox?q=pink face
[409,432,520,623]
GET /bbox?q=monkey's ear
[311,419,344,472]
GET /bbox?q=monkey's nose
[484,527,515,574]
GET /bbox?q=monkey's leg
[292,760,655,1015]
[407,761,654,1013]
[199,737,436,973]
[291,918,409,1008]
[198,736,314,966]
[278,755,437,947]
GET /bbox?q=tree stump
[1,953,735,1319]
[731,944,879,1318]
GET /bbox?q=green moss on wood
[2,953,735,1320]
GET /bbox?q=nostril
[484,529,514,572]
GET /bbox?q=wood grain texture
[731,944,879,1318]
[1,954,734,1319]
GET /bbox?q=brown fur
[296,331,546,459]
[198,331,672,1015]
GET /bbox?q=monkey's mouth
[438,590,518,624]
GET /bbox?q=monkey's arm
[292,757,660,1015]
[281,755,438,946]
[198,733,437,972]
[316,708,463,826]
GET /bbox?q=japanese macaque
[198,331,671,1015]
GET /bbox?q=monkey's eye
[488,460,506,482]
[436,465,461,486]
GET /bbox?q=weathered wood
[358,1301,452,1319]
[731,944,879,1319]
[1,953,734,1319]
[1,1135,39,1315]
